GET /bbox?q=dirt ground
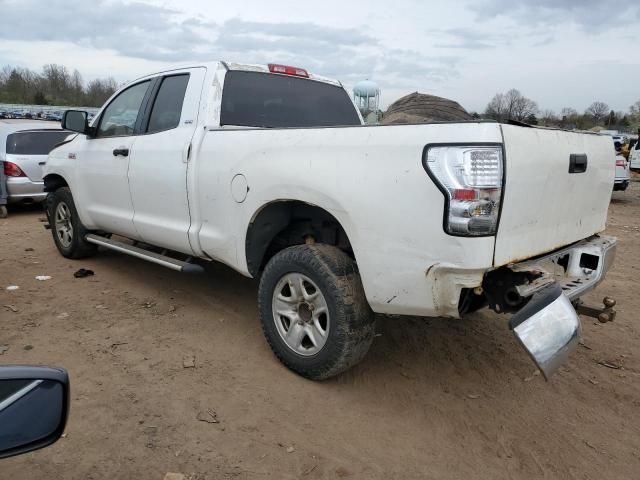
[1,182,639,480]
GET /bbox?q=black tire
[258,244,375,380]
[47,187,97,259]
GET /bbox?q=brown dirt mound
[382,92,472,124]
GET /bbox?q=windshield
[6,130,70,155]
[220,71,361,128]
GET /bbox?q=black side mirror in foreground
[62,110,89,134]
[0,366,69,459]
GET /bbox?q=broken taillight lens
[3,161,26,177]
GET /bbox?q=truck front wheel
[258,244,375,380]
[47,187,97,259]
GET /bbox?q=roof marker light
[268,64,309,78]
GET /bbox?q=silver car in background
[614,153,630,191]
[1,121,71,204]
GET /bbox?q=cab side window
[146,75,190,134]
[96,81,150,138]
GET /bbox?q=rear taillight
[3,161,26,177]
[268,63,309,78]
[425,145,503,236]
[615,159,626,167]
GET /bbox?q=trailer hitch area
[574,297,616,323]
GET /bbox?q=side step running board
[85,234,204,273]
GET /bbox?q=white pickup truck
[43,61,617,380]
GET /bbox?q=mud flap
[509,283,581,380]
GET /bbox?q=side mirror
[62,110,89,134]
[0,366,69,459]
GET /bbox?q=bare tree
[70,69,84,105]
[485,92,506,120]
[506,89,538,122]
[0,63,119,106]
[585,101,609,124]
[84,77,118,106]
[630,100,640,129]
[484,89,538,122]
[540,109,559,126]
[1,67,37,103]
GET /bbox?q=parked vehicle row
[0,109,95,122]
[0,110,62,121]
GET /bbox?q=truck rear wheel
[47,187,97,259]
[258,244,375,380]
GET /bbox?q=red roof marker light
[268,64,309,78]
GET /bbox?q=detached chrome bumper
[508,236,616,379]
[510,284,581,379]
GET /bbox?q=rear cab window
[220,71,361,128]
[6,130,71,155]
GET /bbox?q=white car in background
[612,134,628,145]
[1,121,71,204]
[630,139,640,173]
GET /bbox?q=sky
[0,0,638,113]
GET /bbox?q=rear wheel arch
[245,200,355,277]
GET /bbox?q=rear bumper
[613,180,629,191]
[6,177,46,203]
[510,235,616,301]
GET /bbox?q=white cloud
[0,0,639,113]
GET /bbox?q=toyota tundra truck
[42,61,617,380]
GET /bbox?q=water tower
[353,79,380,123]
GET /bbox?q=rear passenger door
[128,68,205,254]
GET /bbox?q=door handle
[568,154,587,173]
[113,148,129,157]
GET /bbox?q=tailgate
[494,125,613,266]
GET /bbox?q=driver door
[73,80,152,238]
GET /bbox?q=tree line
[479,88,640,132]
[0,64,118,107]
[3,63,640,131]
